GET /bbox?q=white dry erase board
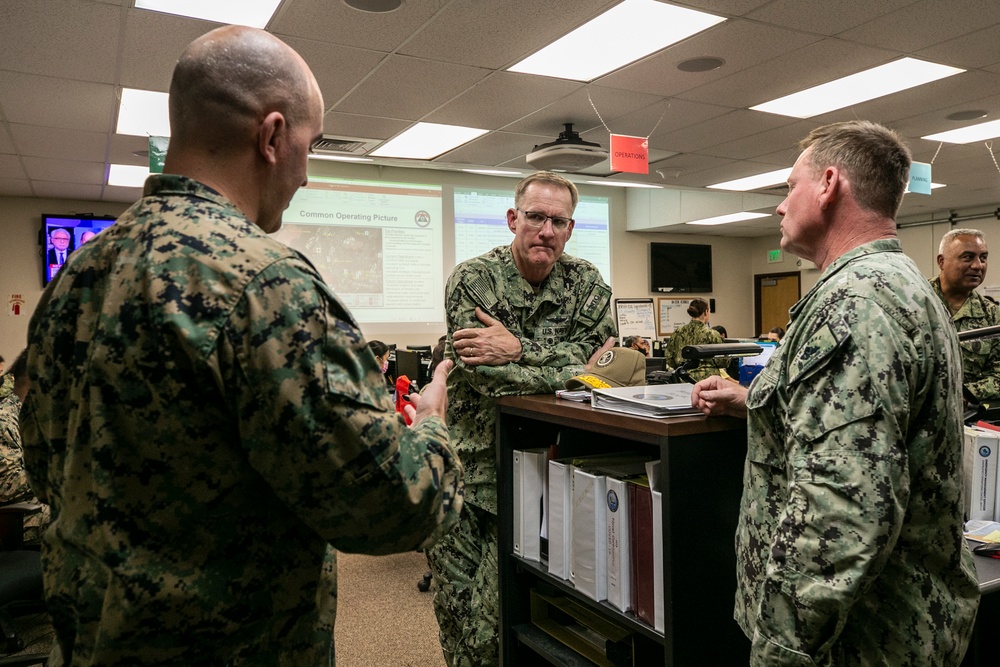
[658,297,691,336]
[615,298,656,341]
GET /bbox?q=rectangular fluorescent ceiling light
[309,155,373,163]
[134,0,281,28]
[583,180,661,188]
[108,164,150,188]
[687,212,770,226]
[751,58,964,118]
[462,169,523,176]
[923,119,1000,144]
[905,182,946,192]
[707,167,792,191]
[508,0,725,82]
[117,88,170,137]
[370,123,488,160]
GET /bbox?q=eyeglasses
[517,209,573,231]
[973,541,1000,559]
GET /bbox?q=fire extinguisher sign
[8,294,25,316]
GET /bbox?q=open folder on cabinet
[590,384,701,418]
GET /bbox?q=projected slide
[453,187,611,283]
[276,178,444,324]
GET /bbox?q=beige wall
[5,164,994,359]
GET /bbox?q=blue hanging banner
[908,161,932,195]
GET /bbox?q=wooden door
[755,272,800,337]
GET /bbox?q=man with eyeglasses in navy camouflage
[427,171,616,666]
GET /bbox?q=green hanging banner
[148,136,169,174]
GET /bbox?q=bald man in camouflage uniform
[21,26,462,666]
[0,350,50,543]
[932,228,1000,402]
[426,172,616,667]
[693,121,979,666]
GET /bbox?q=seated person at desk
[367,339,391,375]
[622,334,650,357]
[663,297,728,382]
[760,326,785,342]
[932,228,1000,403]
[0,350,50,543]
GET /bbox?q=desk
[496,395,749,666]
[962,545,1000,667]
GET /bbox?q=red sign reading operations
[610,134,648,174]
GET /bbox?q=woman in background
[367,340,390,376]
[663,298,728,382]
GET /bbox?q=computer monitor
[645,357,667,373]
[394,349,423,388]
[738,341,777,386]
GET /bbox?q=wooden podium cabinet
[496,395,750,666]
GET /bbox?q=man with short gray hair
[933,228,1000,402]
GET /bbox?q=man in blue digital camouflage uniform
[426,172,616,666]
[21,26,463,666]
[692,121,979,666]
[932,228,1000,403]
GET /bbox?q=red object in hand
[395,375,415,425]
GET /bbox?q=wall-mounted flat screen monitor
[650,242,713,293]
[42,214,117,285]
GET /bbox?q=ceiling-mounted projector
[526,123,608,171]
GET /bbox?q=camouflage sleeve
[224,258,463,553]
[964,303,1000,401]
[0,415,34,504]
[445,263,614,396]
[752,297,910,664]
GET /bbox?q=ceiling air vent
[312,135,381,156]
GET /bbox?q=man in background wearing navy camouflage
[932,228,1000,403]
[426,171,616,666]
[21,25,462,666]
[693,121,979,665]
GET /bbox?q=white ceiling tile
[9,124,109,162]
[839,0,1000,52]
[654,111,792,154]
[401,0,615,69]
[119,8,218,91]
[0,129,15,155]
[597,20,820,97]
[0,72,117,132]
[677,38,898,108]
[0,0,122,83]
[102,185,143,203]
[0,178,33,197]
[678,0,773,16]
[439,131,552,166]
[272,0,441,52]
[0,155,27,180]
[22,156,105,185]
[746,0,917,35]
[321,113,411,142]
[915,23,1000,70]
[502,86,663,136]
[699,121,817,161]
[109,134,154,166]
[283,39,387,109]
[31,181,105,201]
[334,55,489,120]
[425,72,581,130]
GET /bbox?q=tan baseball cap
[564,347,646,390]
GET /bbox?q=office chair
[0,503,47,662]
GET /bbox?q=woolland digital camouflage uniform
[20,174,464,667]
[426,244,614,667]
[740,240,979,666]
[931,275,1000,402]
[0,385,50,543]
[663,318,727,382]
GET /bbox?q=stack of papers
[591,384,701,418]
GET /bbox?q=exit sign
[767,249,782,263]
